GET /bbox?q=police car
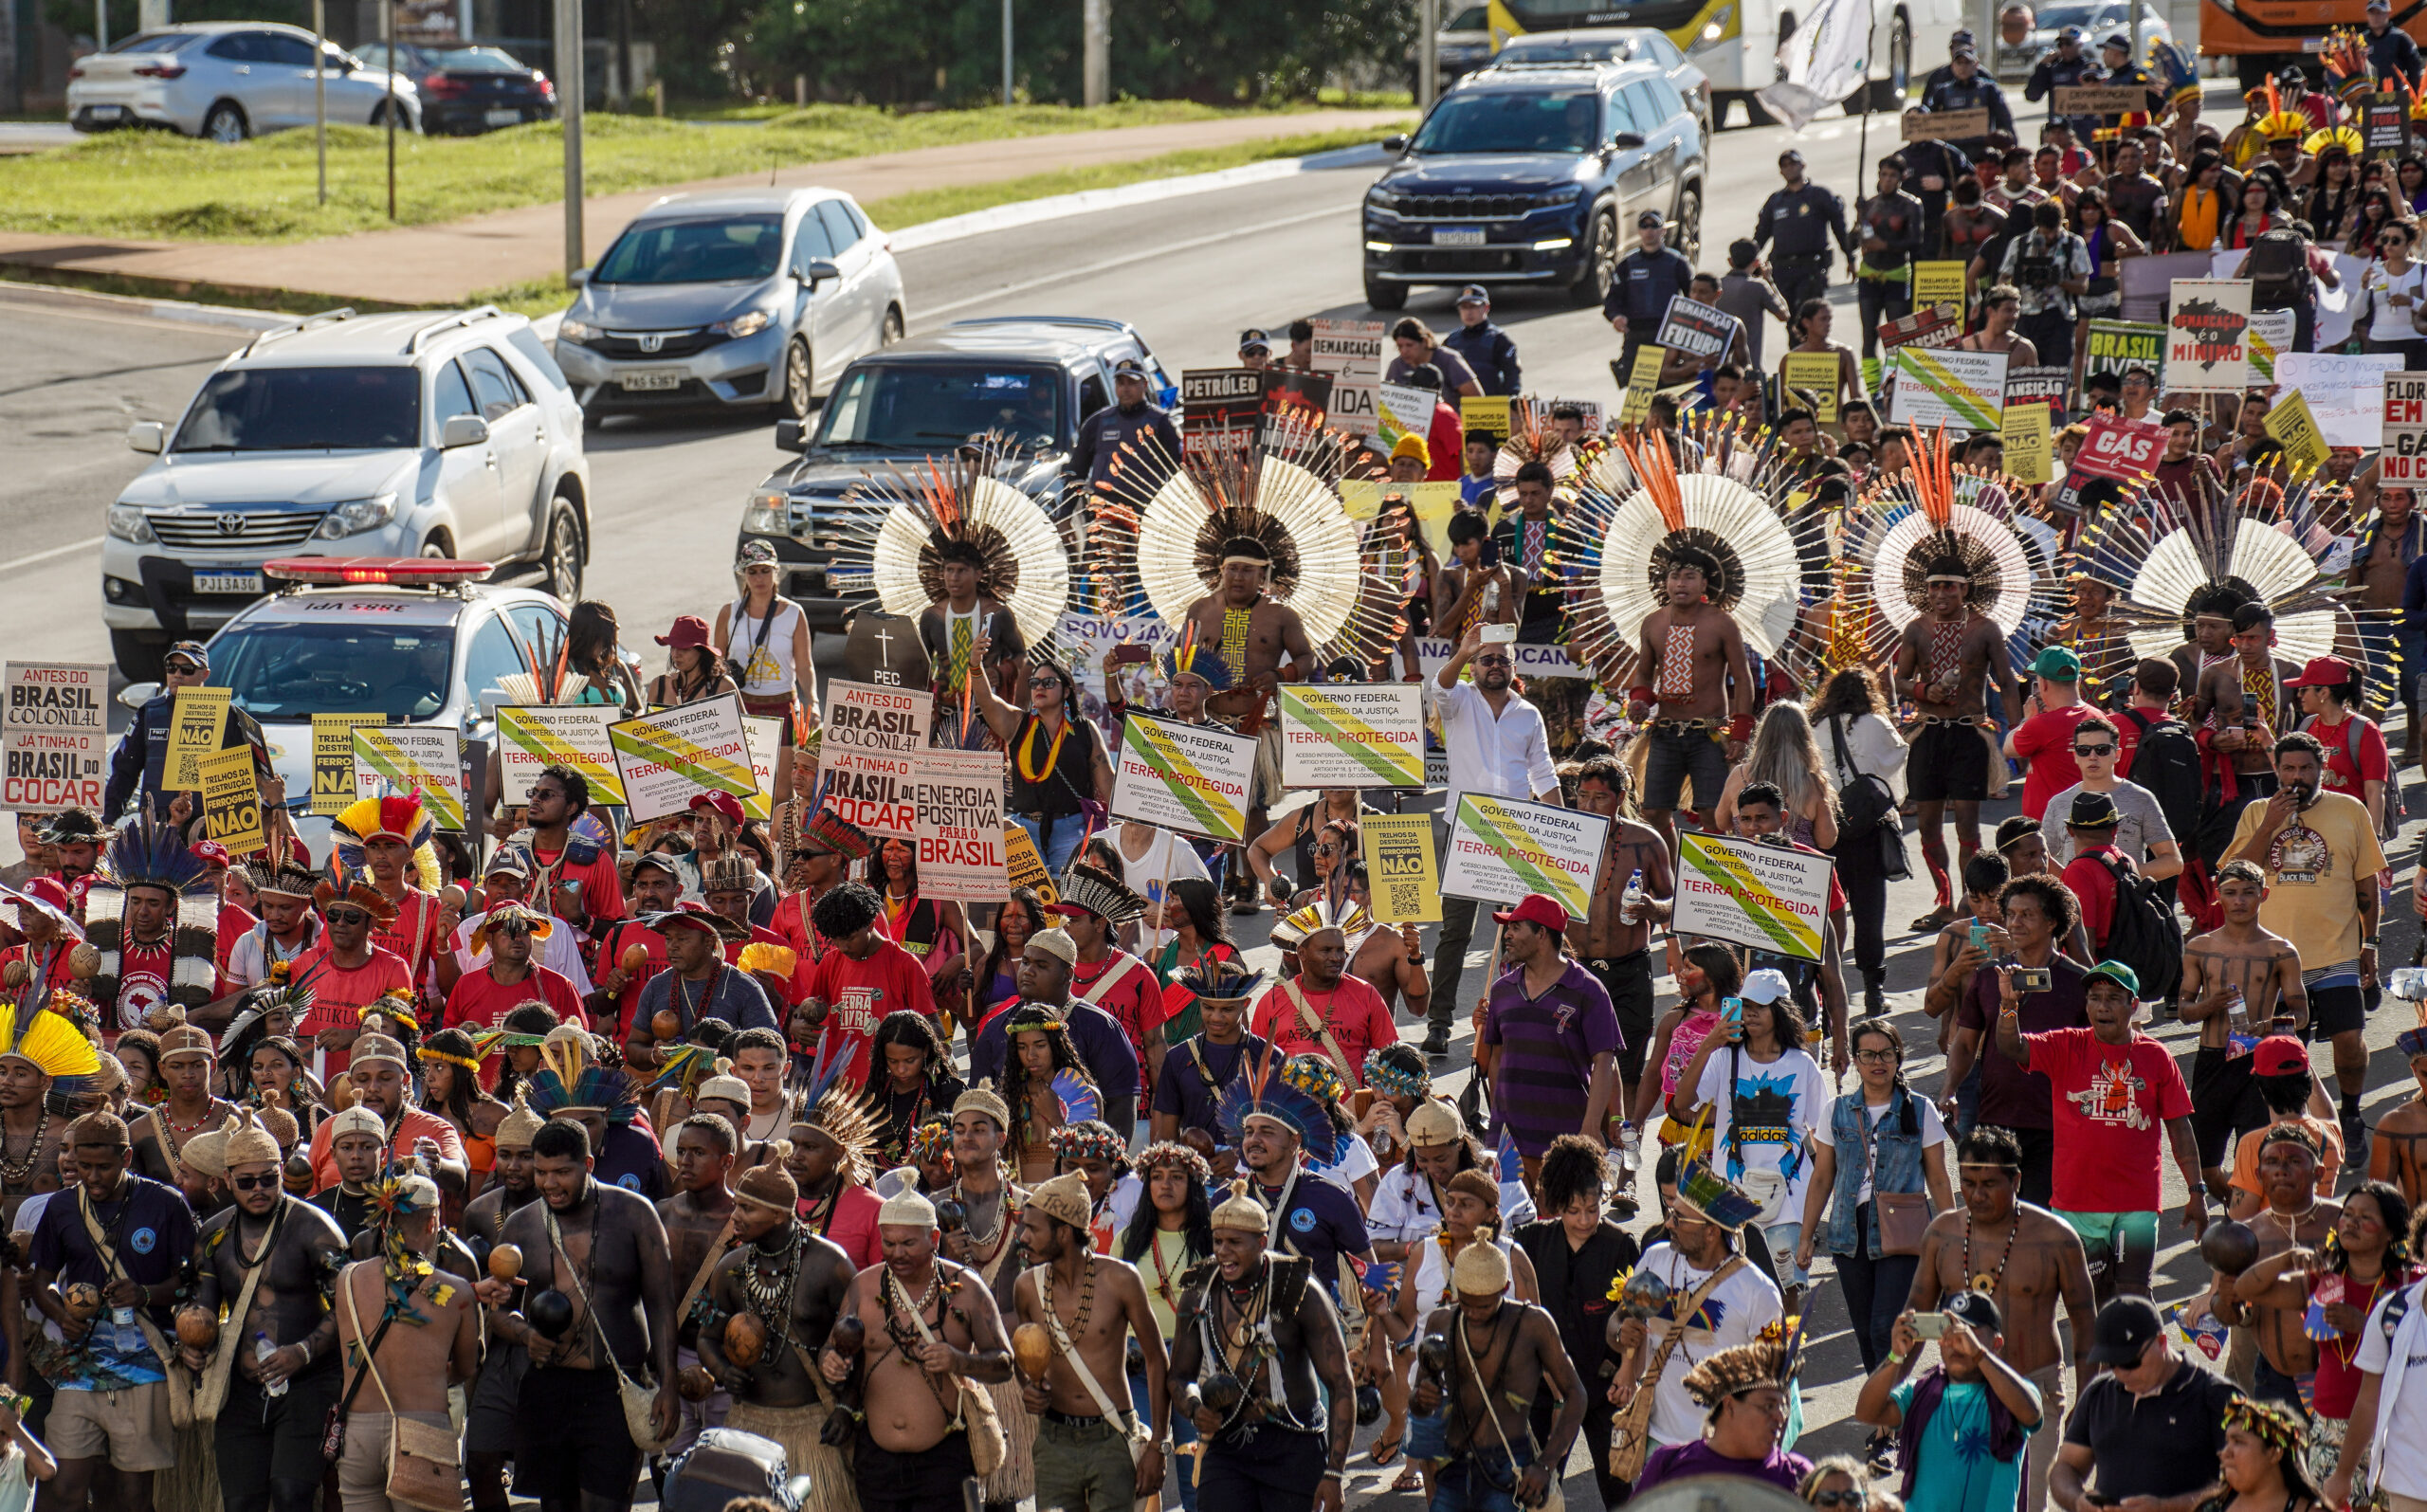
[115,557,571,853]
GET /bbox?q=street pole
[555,0,585,274]
[1001,0,1013,105]
[1418,0,1438,109]
[93,0,104,56]
[383,0,396,220]
[1082,0,1105,106]
[313,0,326,206]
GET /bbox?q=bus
[2201,0,2427,89]
[1485,0,1966,124]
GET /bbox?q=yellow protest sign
[164,686,230,792]
[1461,395,1512,443]
[353,726,467,831]
[312,714,384,816]
[196,745,264,854]
[1674,831,1832,960]
[2001,402,2053,484]
[1912,262,1967,314]
[1005,823,1059,906]
[1780,353,1841,424]
[2264,391,2330,471]
[1619,344,1666,427]
[1360,813,1442,923]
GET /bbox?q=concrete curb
[0,278,295,331]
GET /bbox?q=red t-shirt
[370,888,447,993]
[810,1181,883,1270]
[213,900,257,997]
[2060,846,2126,954]
[769,890,830,1019]
[2306,714,2390,804]
[1070,952,1165,1065]
[2012,704,2099,820]
[2311,1264,2420,1417]
[289,943,415,1079]
[443,963,587,1032]
[588,918,667,1042]
[107,935,179,1036]
[2022,1027,2193,1213]
[804,939,938,1079]
[1249,974,1400,1085]
[530,843,629,927]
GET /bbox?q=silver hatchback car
[67,22,419,140]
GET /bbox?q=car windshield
[592,216,783,284]
[817,363,1064,451]
[210,620,456,720]
[1412,88,1599,153]
[1500,37,1633,61]
[173,367,420,452]
[1446,6,1488,27]
[352,43,428,70]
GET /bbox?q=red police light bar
[263,557,494,587]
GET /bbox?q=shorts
[1581,952,1655,1085]
[2308,975,2366,1040]
[855,1426,976,1512]
[338,1412,452,1512]
[1907,721,1993,802]
[463,1339,528,1454]
[1764,1222,1808,1287]
[741,692,798,746]
[1031,1411,1141,1512]
[1433,1443,1538,1512]
[513,1365,640,1503]
[1643,724,1730,812]
[2188,1046,2270,1169]
[47,1380,175,1471]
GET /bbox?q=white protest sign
[1888,347,2009,430]
[353,726,467,830]
[1440,793,1610,916]
[497,705,625,805]
[1673,831,1835,961]
[1415,637,1589,680]
[606,696,756,823]
[912,749,1009,902]
[1309,319,1385,382]
[3,663,108,815]
[1278,683,1425,789]
[1111,713,1257,842]
[816,680,931,837]
[2166,279,2252,393]
[2277,351,2402,450]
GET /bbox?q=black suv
[739,316,1177,630]
[1361,59,1706,310]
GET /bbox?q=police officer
[1068,355,1180,501]
[1442,284,1522,396]
[1919,28,1977,98]
[102,639,269,824]
[1237,327,1276,371]
[1753,150,1853,313]
[1919,40,2014,158]
[1604,209,1694,379]
[2092,33,2167,151]
[2025,27,2101,145]
[2367,0,2424,92]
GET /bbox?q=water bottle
[1618,1121,1642,1183]
[1618,869,1646,926]
[254,1332,287,1398]
[2388,967,2427,1003]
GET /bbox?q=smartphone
[1482,623,1519,647]
[1911,1312,1948,1340]
[1479,537,1503,568]
[1722,995,1744,1025]
[1969,923,1989,953]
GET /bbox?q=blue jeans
[1432,1444,1535,1512]
[1018,811,1089,876]
[1134,1367,1197,1512]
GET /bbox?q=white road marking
[0,536,106,575]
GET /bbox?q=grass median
[0,98,1384,244]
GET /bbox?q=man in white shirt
[1613,1175,1784,1453]
[2326,1271,2427,1511]
[451,847,595,995]
[1423,621,1562,1058]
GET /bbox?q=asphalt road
[9,78,2421,1509]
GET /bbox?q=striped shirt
[1479,960,1622,1157]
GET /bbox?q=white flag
[1758,0,1872,132]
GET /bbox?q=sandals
[1391,1463,1427,1494]
[1368,1432,1404,1468]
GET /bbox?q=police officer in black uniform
[1604,209,1695,379]
[1068,356,1180,504]
[1753,150,1853,314]
[2367,0,2424,92]
[2025,27,2102,146]
[2092,32,2167,157]
[1920,28,1975,97]
[1896,110,1977,236]
[1919,41,2014,159]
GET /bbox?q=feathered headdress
[2306,123,2363,157]
[1278,1052,1349,1110]
[2148,36,2203,109]
[331,789,441,891]
[907,1115,956,1171]
[0,1000,99,1087]
[1135,1139,1212,1184]
[1177,955,1266,1005]
[824,435,1070,649]
[85,816,218,1031]
[1268,895,1374,951]
[2254,79,2310,141]
[791,1084,878,1187]
[795,793,876,863]
[1682,1336,1795,1407]
[1490,400,1582,511]
[1052,862,1146,926]
[1047,1118,1130,1165]
[1214,1047,1341,1165]
[525,1028,638,1126]
[366,1157,451,1321]
[240,855,320,901]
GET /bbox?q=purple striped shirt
[1480,959,1623,1157]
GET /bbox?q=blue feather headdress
[1214,1046,1341,1166]
[527,1028,638,1127]
[87,816,219,1029]
[789,1033,875,1184]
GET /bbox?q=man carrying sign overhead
[103,640,268,827]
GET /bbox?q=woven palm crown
[1054,862,1145,926]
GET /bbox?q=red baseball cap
[2283,656,2356,689]
[189,841,230,869]
[655,615,713,652]
[2253,1035,2310,1078]
[1489,893,1570,932]
[688,791,746,827]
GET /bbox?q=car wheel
[880,306,904,346]
[1567,208,1616,306]
[109,630,167,683]
[1363,278,1408,312]
[541,497,583,602]
[420,534,452,559]
[1869,10,1913,112]
[1672,186,1703,266]
[784,337,816,421]
[202,101,247,143]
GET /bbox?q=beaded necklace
[0,1106,45,1190]
[1038,1251,1099,1339]
[1962,1210,2021,1296]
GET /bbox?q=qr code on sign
[1389,884,1421,915]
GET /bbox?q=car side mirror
[119,682,160,710]
[567,267,589,289]
[127,422,164,454]
[795,259,841,286]
[441,414,490,449]
[775,419,809,452]
[1611,132,1647,150]
[1382,134,1409,154]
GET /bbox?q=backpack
[2299,712,2404,842]
[2116,710,2202,860]
[2248,229,2308,311]
[2089,849,2184,1002]
[1827,715,1910,881]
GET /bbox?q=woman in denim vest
[1797,1020,1954,1470]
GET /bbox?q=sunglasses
[1028,676,1062,689]
[1810,1493,1865,1508]
[2072,743,2115,757]
[1312,845,1341,857]
[324,907,373,925]
[229,1173,280,1192]
[1474,655,1513,667]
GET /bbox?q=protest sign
[2001,402,2053,484]
[740,717,780,822]
[1440,794,1609,916]
[1377,382,1439,448]
[2264,392,2330,471]
[1308,319,1384,381]
[497,705,625,806]
[2119,250,2215,321]
[1005,822,1058,904]
[1112,714,1257,842]
[2365,91,2410,157]
[2,662,106,814]
[608,697,756,823]
[2084,319,2165,372]
[353,726,466,830]
[1279,683,1425,788]
[1461,395,1512,443]
[1880,301,1965,349]
[2003,364,2071,418]
[196,745,264,854]
[1889,346,2008,429]
[312,714,382,816]
[1360,813,1443,924]
[1674,831,1834,960]
[911,749,1008,902]
[1781,352,1842,423]
[813,681,930,837]
[1054,613,1182,747]
[2166,279,2252,392]
[2275,351,2402,448]
[2382,373,2427,485]
[165,686,230,792]
[1416,638,1588,681]
[1911,263,1967,313]
[2070,412,2168,482]
[1618,344,1666,427]
[1905,108,1987,139]
[2053,83,2149,115]
[2247,308,2295,384]
[1328,377,1380,439]
[1261,366,1331,426]
[1654,297,1737,359]
[1180,368,1265,473]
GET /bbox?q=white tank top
[728,596,804,697]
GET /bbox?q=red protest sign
[2070,412,2167,483]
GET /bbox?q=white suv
[105,306,590,681]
